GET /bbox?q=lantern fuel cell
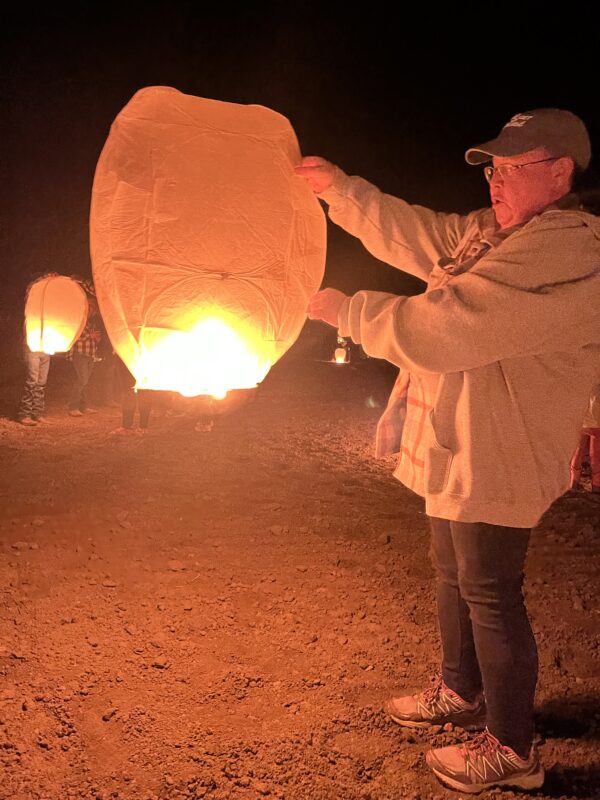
[25,276,88,355]
[90,86,327,397]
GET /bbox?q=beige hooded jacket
[320,169,600,528]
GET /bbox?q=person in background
[67,284,101,418]
[18,348,51,427]
[89,316,119,409]
[570,384,600,494]
[110,357,153,435]
[297,108,600,793]
[569,192,600,495]
[17,272,58,426]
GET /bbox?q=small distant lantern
[24,276,88,355]
[90,86,326,397]
[333,336,350,364]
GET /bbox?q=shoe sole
[429,764,545,794]
[385,703,486,732]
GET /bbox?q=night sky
[3,2,600,342]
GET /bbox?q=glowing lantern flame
[135,315,272,398]
[26,326,71,356]
[25,276,88,355]
[90,87,326,397]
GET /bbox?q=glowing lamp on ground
[333,337,351,365]
[90,86,326,396]
[24,276,88,355]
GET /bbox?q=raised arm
[335,218,600,374]
[296,156,472,282]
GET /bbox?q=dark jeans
[19,350,51,419]
[116,358,152,428]
[92,352,120,406]
[69,353,94,411]
[429,516,537,758]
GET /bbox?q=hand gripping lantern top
[90,86,326,397]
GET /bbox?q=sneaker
[84,407,99,414]
[20,416,38,426]
[384,675,486,731]
[69,409,83,417]
[110,426,134,436]
[425,729,544,793]
[33,416,48,423]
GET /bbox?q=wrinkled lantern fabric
[90,86,326,397]
[25,276,88,355]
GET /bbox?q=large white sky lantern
[90,86,326,397]
[25,276,88,355]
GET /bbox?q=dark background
[2,1,599,378]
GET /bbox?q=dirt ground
[0,358,598,800]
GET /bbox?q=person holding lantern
[296,109,600,793]
[17,275,54,426]
[17,271,60,426]
[570,383,600,493]
[17,347,51,426]
[67,279,102,417]
[569,190,600,495]
[110,356,154,435]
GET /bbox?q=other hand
[307,288,348,327]
[295,156,336,194]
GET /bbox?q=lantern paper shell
[90,86,326,397]
[24,276,88,355]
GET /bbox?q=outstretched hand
[295,156,337,194]
[307,288,348,328]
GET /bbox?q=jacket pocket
[425,441,453,495]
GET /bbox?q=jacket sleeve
[337,221,600,374]
[319,168,472,282]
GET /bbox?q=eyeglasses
[483,157,557,183]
